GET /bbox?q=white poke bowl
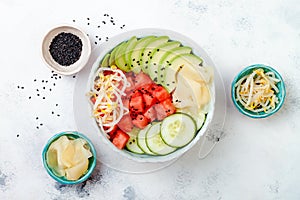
[86,28,215,163]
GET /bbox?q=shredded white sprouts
[89,66,129,135]
[234,68,280,113]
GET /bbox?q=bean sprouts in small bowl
[231,64,286,118]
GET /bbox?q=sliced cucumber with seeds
[137,124,156,155]
[177,109,206,130]
[101,53,110,67]
[126,128,144,154]
[146,123,177,155]
[160,113,196,148]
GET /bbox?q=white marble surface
[0,0,300,199]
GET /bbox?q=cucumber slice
[126,128,144,154]
[146,123,177,155]
[176,109,206,130]
[137,124,156,155]
[160,113,196,148]
[101,53,110,67]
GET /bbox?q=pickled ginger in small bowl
[42,131,96,184]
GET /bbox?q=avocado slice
[124,36,138,69]
[115,41,131,72]
[139,36,169,73]
[162,53,203,92]
[100,53,110,67]
[157,46,192,85]
[109,42,123,66]
[130,36,156,73]
[146,41,181,82]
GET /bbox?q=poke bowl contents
[42,131,96,184]
[232,64,286,118]
[87,32,215,161]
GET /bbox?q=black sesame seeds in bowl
[42,25,91,75]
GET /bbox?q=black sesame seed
[95,42,97,45]
[43,87,45,89]
[53,83,56,86]
[34,79,37,82]
[125,63,127,66]
[167,84,170,86]
[52,111,54,114]
[59,76,61,79]
[169,63,171,66]
[43,97,45,99]
[56,104,58,106]
[46,81,48,83]
[102,21,106,24]
[49,88,52,91]
[154,71,157,74]
[172,81,175,84]
[161,75,163,78]
[73,75,76,78]
[42,80,44,83]
[133,58,135,61]
[129,142,132,145]
[17,134,19,137]
[157,49,160,52]
[49,32,83,66]
[95,35,98,38]
[40,123,43,126]
[72,20,75,22]
[21,87,24,89]
[36,117,39,120]
[29,96,31,99]
[57,114,60,117]
[98,25,100,28]
[37,94,40,96]
[145,61,148,64]
[17,86,20,89]
[87,17,90,20]
[36,126,39,129]
[87,23,90,25]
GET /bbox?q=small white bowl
[41,25,91,75]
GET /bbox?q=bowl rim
[41,24,91,76]
[42,131,97,184]
[85,28,216,163]
[231,64,286,118]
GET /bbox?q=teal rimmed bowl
[42,131,97,184]
[231,64,286,118]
